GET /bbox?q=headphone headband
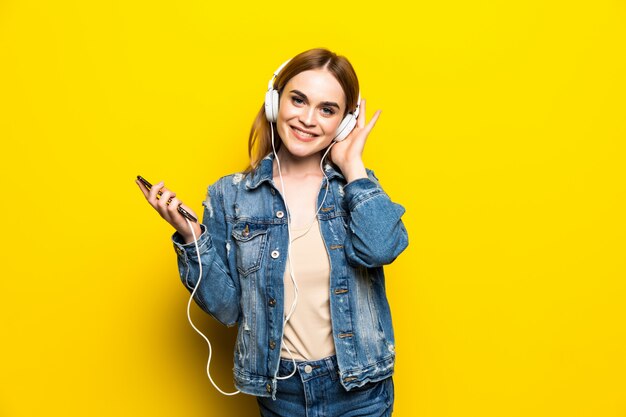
[267,59,291,91]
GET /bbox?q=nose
[298,107,316,128]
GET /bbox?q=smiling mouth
[290,126,319,141]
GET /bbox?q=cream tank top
[280,218,336,361]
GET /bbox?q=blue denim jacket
[171,154,408,398]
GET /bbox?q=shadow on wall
[160,297,260,415]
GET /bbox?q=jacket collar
[245,152,345,190]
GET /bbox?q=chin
[283,142,324,159]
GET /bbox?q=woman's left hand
[330,99,381,183]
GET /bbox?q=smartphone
[137,175,198,223]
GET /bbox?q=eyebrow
[290,89,341,110]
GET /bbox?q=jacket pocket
[231,222,268,276]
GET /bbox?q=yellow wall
[2,1,625,415]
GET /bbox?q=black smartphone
[137,175,198,223]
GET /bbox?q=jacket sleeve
[171,179,240,327]
[343,169,409,268]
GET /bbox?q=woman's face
[276,69,346,159]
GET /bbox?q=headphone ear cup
[264,89,279,122]
[333,114,357,142]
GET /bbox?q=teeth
[293,127,315,138]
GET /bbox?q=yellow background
[1,0,625,416]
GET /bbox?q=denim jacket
[171,153,408,398]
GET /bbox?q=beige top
[280,219,335,361]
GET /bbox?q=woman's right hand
[135,179,201,244]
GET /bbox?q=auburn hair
[244,48,360,174]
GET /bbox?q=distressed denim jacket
[171,153,408,398]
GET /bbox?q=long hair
[244,48,360,174]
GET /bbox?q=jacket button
[268,298,276,307]
[266,383,272,393]
[271,250,280,259]
[269,340,276,350]
[270,188,276,195]
[276,210,284,218]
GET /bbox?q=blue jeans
[257,355,394,417]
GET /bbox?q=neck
[274,148,326,177]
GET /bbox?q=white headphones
[264,58,361,142]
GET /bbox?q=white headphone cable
[185,217,241,396]
[182,126,335,396]
[269,123,335,384]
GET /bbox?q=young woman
[136,48,408,416]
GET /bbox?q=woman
[136,48,408,416]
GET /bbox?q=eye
[291,96,305,106]
[320,107,336,116]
